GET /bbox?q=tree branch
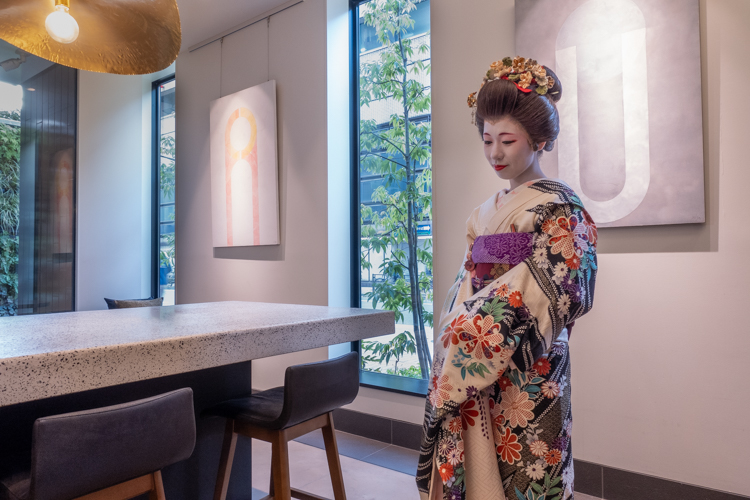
[361,151,406,168]
[367,131,405,156]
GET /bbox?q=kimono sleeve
[428,201,597,415]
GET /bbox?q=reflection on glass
[0,39,76,316]
[357,0,433,381]
[157,79,175,305]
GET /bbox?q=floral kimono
[417,179,597,500]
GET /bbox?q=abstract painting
[210,80,279,246]
[515,0,705,227]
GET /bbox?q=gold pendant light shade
[0,0,181,75]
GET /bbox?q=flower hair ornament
[468,56,558,123]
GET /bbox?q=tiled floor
[246,430,603,500]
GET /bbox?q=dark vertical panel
[16,64,77,315]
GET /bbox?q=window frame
[151,74,176,300]
[349,0,429,396]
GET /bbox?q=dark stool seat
[205,352,359,500]
[0,388,196,500]
[205,387,285,428]
[104,297,163,309]
[0,472,30,500]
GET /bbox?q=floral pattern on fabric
[417,180,597,500]
[472,233,535,265]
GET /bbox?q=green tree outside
[359,0,433,379]
[0,110,20,316]
[160,134,176,274]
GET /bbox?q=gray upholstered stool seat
[0,472,30,500]
[204,352,359,500]
[0,388,195,500]
[205,387,286,428]
[104,297,163,309]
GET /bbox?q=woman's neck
[509,162,547,190]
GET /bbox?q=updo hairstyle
[475,66,563,154]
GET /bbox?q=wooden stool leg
[268,461,275,496]
[214,420,239,500]
[149,471,166,500]
[322,413,347,500]
[271,430,292,500]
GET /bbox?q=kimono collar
[475,180,545,237]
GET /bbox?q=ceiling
[176,0,293,50]
[0,0,291,83]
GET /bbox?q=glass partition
[153,78,176,305]
[0,40,77,316]
[353,0,433,393]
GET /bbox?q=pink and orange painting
[210,80,279,247]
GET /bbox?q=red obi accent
[501,75,532,93]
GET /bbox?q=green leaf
[547,487,562,495]
[531,482,544,494]
[515,488,527,500]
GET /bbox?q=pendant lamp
[0,0,181,75]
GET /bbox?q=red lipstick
[494,165,507,171]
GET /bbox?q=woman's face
[483,117,543,187]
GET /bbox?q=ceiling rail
[188,0,304,53]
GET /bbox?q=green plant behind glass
[160,134,175,277]
[0,111,20,316]
[359,0,433,379]
[362,330,417,376]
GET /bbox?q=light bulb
[45,4,79,44]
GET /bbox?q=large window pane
[0,40,77,316]
[355,0,433,387]
[155,79,175,305]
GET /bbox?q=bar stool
[204,352,360,500]
[0,388,196,500]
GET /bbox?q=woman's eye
[502,141,515,145]
[484,141,492,145]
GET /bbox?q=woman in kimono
[417,57,598,500]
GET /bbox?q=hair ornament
[468,56,556,122]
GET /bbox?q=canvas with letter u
[209,80,280,247]
[516,0,705,228]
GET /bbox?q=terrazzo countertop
[0,301,395,407]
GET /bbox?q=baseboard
[333,408,749,500]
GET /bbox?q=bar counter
[0,301,395,499]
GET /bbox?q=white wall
[76,66,174,311]
[430,0,749,496]
[174,0,331,389]
[77,73,150,311]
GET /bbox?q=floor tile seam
[358,443,395,462]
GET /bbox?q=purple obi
[471,232,534,265]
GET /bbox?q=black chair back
[278,352,359,429]
[30,388,196,500]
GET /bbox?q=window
[352,0,432,394]
[152,77,176,305]
[0,40,77,316]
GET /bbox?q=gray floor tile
[293,429,389,461]
[359,444,420,476]
[251,488,268,500]
[575,494,602,500]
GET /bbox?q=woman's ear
[536,141,546,151]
